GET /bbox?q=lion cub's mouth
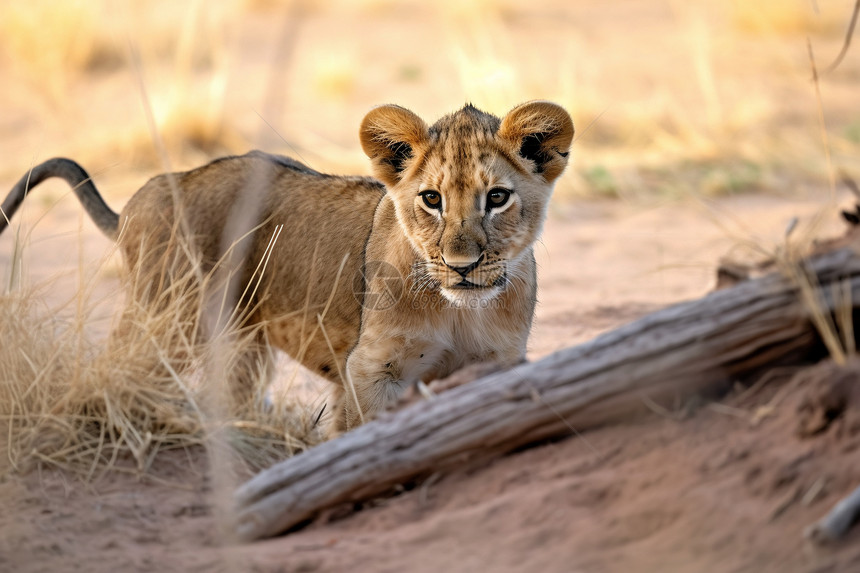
[412,258,508,304]
[452,279,484,290]
[441,266,508,310]
[440,273,506,307]
[437,256,506,289]
[450,273,507,290]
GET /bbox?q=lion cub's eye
[487,188,511,209]
[419,190,442,210]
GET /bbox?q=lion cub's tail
[0,158,120,240]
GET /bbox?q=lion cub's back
[118,151,385,375]
[119,151,383,269]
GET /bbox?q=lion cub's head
[360,101,573,307]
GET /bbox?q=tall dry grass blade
[127,36,204,284]
[806,38,837,202]
[835,278,856,357]
[1,245,324,482]
[281,244,339,395]
[317,314,363,425]
[778,254,847,365]
[822,0,860,74]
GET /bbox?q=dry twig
[805,484,860,543]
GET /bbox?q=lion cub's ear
[360,105,429,187]
[498,101,574,184]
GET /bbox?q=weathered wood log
[234,246,860,540]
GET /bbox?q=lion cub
[0,101,573,432]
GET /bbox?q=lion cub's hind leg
[108,249,274,418]
[108,301,275,416]
[105,297,201,399]
[219,329,276,414]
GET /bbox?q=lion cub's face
[360,102,573,306]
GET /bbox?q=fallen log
[234,245,860,540]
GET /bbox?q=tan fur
[5,101,574,433]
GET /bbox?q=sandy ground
[3,191,860,572]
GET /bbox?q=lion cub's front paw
[389,361,507,412]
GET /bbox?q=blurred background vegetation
[1,0,859,201]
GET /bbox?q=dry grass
[730,0,846,37]
[0,1,120,98]
[0,233,326,482]
[0,1,330,487]
[0,0,246,172]
[780,29,856,366]
[0,0,232,82]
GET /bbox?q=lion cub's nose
[443,253,484,277]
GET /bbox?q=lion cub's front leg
[333,332,523,433]
[336,336,435,433]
